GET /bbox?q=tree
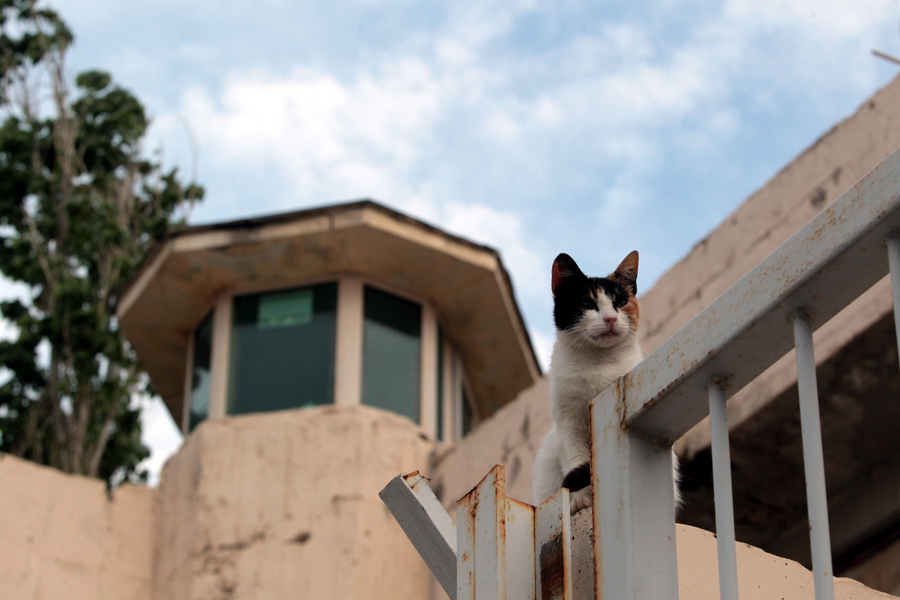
[0,0,203,486]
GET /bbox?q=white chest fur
[548,337,643,420]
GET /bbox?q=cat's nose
[604,316,617,328]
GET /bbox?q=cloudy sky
[23,0,900,479]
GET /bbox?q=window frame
[181,275,471,441]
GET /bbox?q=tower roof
[118,200,542,422]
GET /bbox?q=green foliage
[0,0,203,486]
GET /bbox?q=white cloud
[724,0,897,38]
[441,201,545,295]
[181,58,445,206]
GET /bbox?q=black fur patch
[562,462,590,492]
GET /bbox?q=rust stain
[539,533,566,600]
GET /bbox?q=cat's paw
[570,486,592,514]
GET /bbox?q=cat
[532,250,650,513]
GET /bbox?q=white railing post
[379,472,458,599]
[456,465,539,600]
[534,488,572,600]
[708,381,739,600]
[591,381,679,600]
[791,311,835,600]
[457,466,507,600]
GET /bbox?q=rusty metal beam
[457,466,508,600]
[591,389,680,600]
[507,498,536,600]
[379,471,457,599]
[535,488,572,600]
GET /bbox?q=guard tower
[116,200,541,598]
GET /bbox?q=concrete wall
[3,442,896,600]
[0,453,155,600]
[153,405,437,600]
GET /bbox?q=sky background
[7,0,900,482]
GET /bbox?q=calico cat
[531,251,645,513]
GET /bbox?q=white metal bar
[458,465,507,600]
[534,488,572,600]
[507,499,536,600]
[458,491,476,600]
[708,381,739,600]
[792,312,836,600]
[591,385,679,600]
[886,236,900,366]
[379,472,457,599]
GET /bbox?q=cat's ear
[611,251,639,295]
[552,253,585,295]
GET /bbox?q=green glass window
[362,286,421,422]
[189,312,213,431]
[228,283,337,415]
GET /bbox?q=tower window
[228,283,337,415]
[188,312,213,431]
[361,286,421,422]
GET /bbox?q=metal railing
[592,146,900,600]
[382,147,900,599]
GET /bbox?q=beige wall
[0,407,439,600]
[2,407,898,600]
[153,405,437,600]
[0,453,155,600]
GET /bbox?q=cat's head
[551,251,640,349]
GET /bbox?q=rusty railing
[382,147,900,600]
